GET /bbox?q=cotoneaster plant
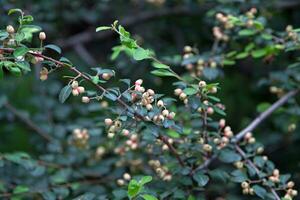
[0,7,299,200]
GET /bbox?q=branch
[233,89,299,143]
[235,145,281,200]
[0,47,186,168]
[3,102,53,142]
[192,89,299,173]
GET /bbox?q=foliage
[0,1,300,200]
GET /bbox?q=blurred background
[1,0,300,198]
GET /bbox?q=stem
[0,47,186,168]
[3,102,52,142]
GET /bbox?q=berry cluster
[148,160,172,181]
[72,128,89,148]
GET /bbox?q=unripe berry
[174,88,183,96]
[183,45,192,53]
[157,100,164,107]
[82,96,90,103]
[39,32,46,40]
[6,25,15,34]
[71,81,79,89]
[108,132,115,138]
[77,86,85,94]
[244,132,252,140]
[287,181,295,188]
[241,181,249,189]
[210,87,217,93]
[168,112,176,119]
[256,147,264,154]
[146,104,153,111]
[179,93,187,100]
[104,118,113,126]
[248,137,256,144]
[203,144,212,152]
[162,144,169,151]
[135,79,143,85]
[117,179,125,186]
[210,61,217,68]
[102,73,112,80]
[147,89,155,96]
[207,107,214,115]
[123,173,131,181]
[72,89,80,96]
[162,109,169,117]
[198,81,206,88]
[122,129,130,136]
[242,188,249,194]
[273,169,280,177]
[235,161,244,169]
[219,119,226,128]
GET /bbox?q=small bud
[104,118,113,126]
[256,147,264,154]
[248,137,256,144]
[39,67,48,81]
[82,96,90,103]
[39,32,46,40]
[210,86,217,93]
[6,25,15,34]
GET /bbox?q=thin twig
[3,102,52,142]
[235,145,281,200]
[0,47,185,168]
[192,89,299,173]
[233,89,299,143]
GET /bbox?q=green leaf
[238,29,256,36]
[13,185,29,194]
[236,52,249,59]
[13,47,29,57]
[251,49,267,58]
[8,66,22,76]
[139,176,152,185]
[0,64,3,79]
[183,87,198,95]
[257,102,271,113]
[0,96,7,108]
[219,149,241,163]
[167,130,180,138]
[133,48,151,61]
[261,33,272,40]
[152,62,170,69]
[8,8,23,16]
[151,69,177,78]
[128,180,141,198]
[16,61,31,72]
[59,85,72,103]
[252,185,267,199]
[222,59,235,66]
[141,194,158,200]
[45,44,61,54]
[96,26,111,32]
[0,31,9,40]
[193,172,209,187]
